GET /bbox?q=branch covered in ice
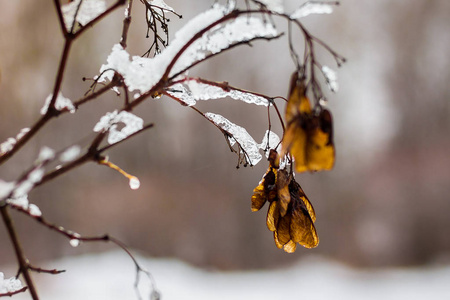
[40,93,76,115]
[322,65,339,92]
[62,0,107,31]
[98,4,278,94]
[168,79,271,106]
[93,110,144,144]
[291,1,337,19]
[206,112,262,166]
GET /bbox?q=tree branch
[0,205,39,300]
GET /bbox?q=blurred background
[1,0,450,277]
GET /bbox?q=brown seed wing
[276,170,291,217]
[290,205,319,248]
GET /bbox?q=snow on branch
[40,93,76,115]
[168,79,271,106]
[291,1,338,19]
[322,65,339,92]
[93,110,144,144]
[62,0,107,31]
[206,112,263,166]
[0,272,24,296]
[98,4,279,94]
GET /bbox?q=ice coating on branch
[166,83,197,106]
[322,65,339,92]
[98,4,278,94]
[98,5,229,92]
[184,15,278,69]
[0,128,30,156]
[291,2,334,19]
[205,112,262,165]
[40,93,76,115]
[259,130,281,154]
[60,145,81,162]
[62,0,107,30]
[186,80,271,106]
[255,0,284,13]
[93,111,144,144]
[0,272,23,294]
[149,0,175,13]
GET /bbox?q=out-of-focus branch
[0,286,28,297]
[120,0,134,49]
[0,205,39,300]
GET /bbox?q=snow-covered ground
[4,251,450,300]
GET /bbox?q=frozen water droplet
[70,239,80,247]
[129,176,140,190]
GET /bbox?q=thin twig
[0,286,28,297]
[0,205,39,300]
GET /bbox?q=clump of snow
[0,272,23,294]
[0,128,30,156]
[38,146,56,162]
[60,145,81,162]
[6,195,42,217]
[185,80,271,106]
[0,138,16,156]
[98,4,278,94]
[40,93,76,115]
[93,111,144,144]
[205,112,262,165]
[62,0,107,31]
[322,65,339,92]
[291,2,335,19]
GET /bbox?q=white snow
[0,272,23,294]
[6,195,42,217]
[0,138,16,156]
[98,5,278,94]
[0,128,30,156]
[62,0,107,31]
[322,65,339,92]
[40,93,76,115]
[205,112,262,165]
[259,130,280,154]
[59,145,81,162]
[186,80,271,106]
[93,111,144,144]
[291,2,335,19]
[2,251,450,300]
